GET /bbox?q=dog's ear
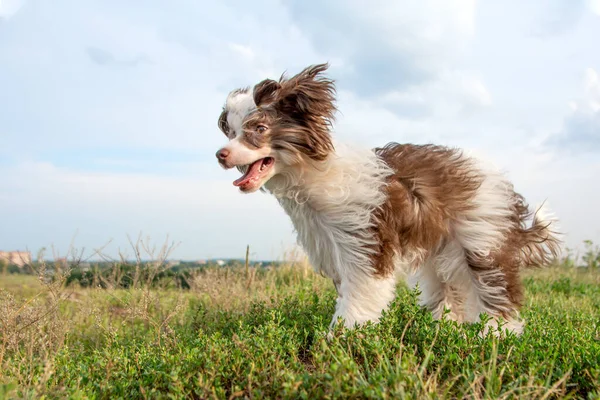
[276,63,336,125]
[253,79,281,106]
[270,64,336,161]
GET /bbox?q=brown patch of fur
[253,79,281,107]
[370,142,560,316]
[368,142,560,314]
[370,143,482,277]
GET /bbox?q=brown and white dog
[215,64,561,335]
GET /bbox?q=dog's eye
[257,125,268,134]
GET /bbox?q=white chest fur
[270,145,393,285]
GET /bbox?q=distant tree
[582,240,600,268]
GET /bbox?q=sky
[1,0,599,261]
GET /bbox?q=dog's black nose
[216,148,230,160]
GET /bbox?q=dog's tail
[518,202,562,268]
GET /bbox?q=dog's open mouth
[233,157,275,191]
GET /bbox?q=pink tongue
[233,159,263,187]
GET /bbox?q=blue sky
[1,0,599,261]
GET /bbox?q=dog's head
[216,63,336,193]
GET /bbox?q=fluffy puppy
[215,64,561,334]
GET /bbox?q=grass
[1,257,599,399]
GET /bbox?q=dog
[215,63,561,335]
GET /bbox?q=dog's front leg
[329,272,397,329]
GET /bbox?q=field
[1,254,599,399]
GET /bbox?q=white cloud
[588,0,600,15]
[532,0,586,36]
[549,68,600,152]
[378,70,492,118]
[228,43,255,61]
[284,0,478,96]
[0,0,23,19]
[582,68,600,111]
[276,0,493,133]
